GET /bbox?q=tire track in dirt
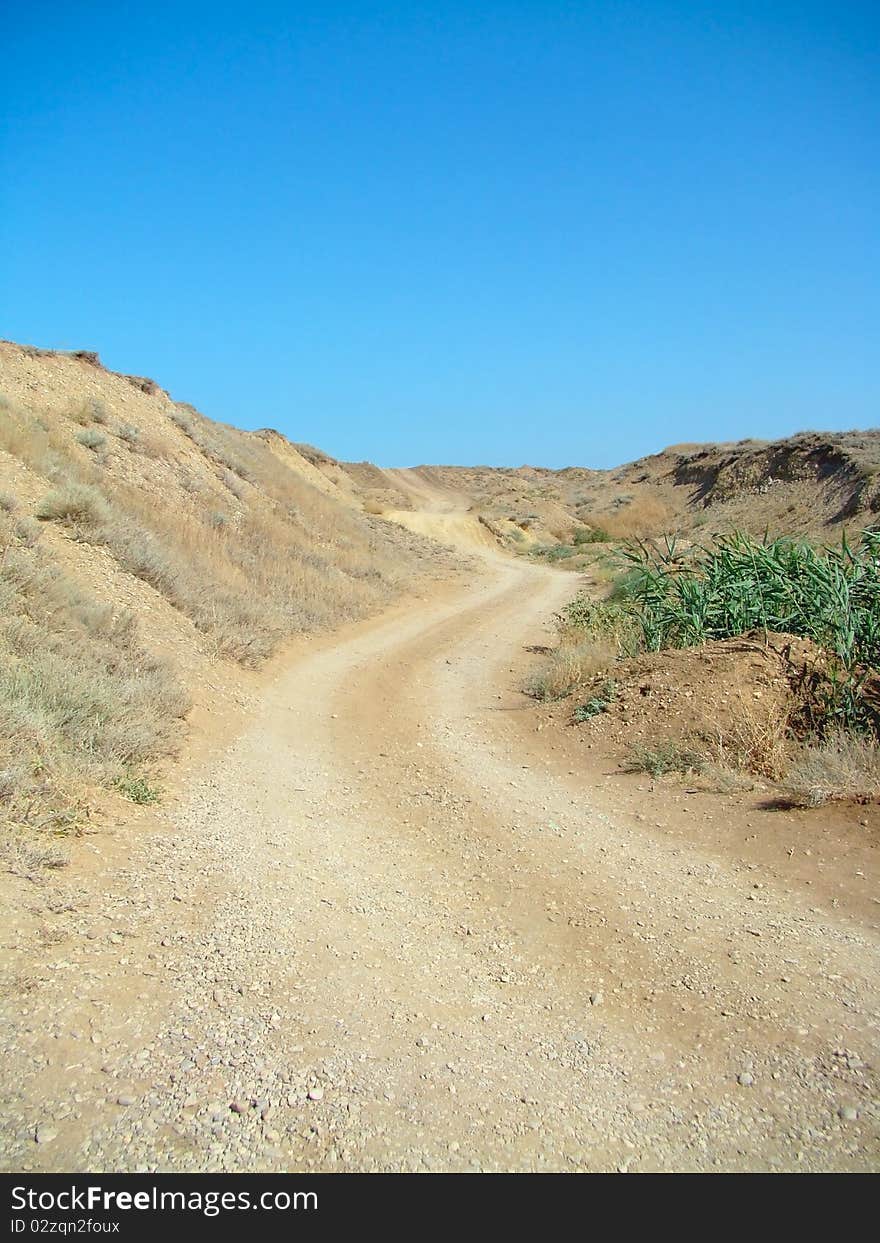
[2,493,877,1172]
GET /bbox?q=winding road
[1,477,877,1172]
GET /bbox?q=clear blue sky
[2,2,877,468]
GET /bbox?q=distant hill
[1,336,876,851]
[410,430,880,547]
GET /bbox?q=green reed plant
[619,531,880,727]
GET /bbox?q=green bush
[557,595,641,657]
[621,531,880,728]
[573,526,610,545]
[573,679,618,721]
[535,543,576,562]
[115,775,161,804]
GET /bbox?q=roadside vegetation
[528,529,880,806]
[0,400,418,667]
[0,348,431,865]
[0,503,188,870]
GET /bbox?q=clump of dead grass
[623,740,705,777]
[600,495,674,540]
[4,830,69,878]
[782,732,880,807]
[703,694,793,780]
[524,637,615,702]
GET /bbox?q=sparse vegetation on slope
[0,396,423,666]
[530,529,880,803]
[428,429,880,549]
[0,503,188,863]
[0,340,448,857]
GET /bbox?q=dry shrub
[602,494,673,539]
[783,732,880,807]
[67,397,108,426]
[116,423,140,445]
[704,694,793,780]
[75,428,107,451]
[524,638,616,701]
[36,482,110,527]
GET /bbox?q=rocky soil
[1,517,878,1172]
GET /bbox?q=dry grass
[693,761,759,794]
[600,495,674,540]
[623,740,705,777]
[0,351,441,863]
[782,732,880,807]
[703,695,793,780]
[524,637,616,702]
[0,403,79,476]
[0,507,189,858]
[3,397,418,667]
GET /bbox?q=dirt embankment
[0,341,461,849]
[575,632,822,751]
[1,513,878,1172]
[423,429,880,548]
[0,341,877,1174]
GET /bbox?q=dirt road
[1,482,878,1171]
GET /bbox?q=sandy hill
[0,341,453,858]
[412,430,880,549]
[2,338,876,860]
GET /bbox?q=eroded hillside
[0,341,454,858]
[412,431,880,550]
